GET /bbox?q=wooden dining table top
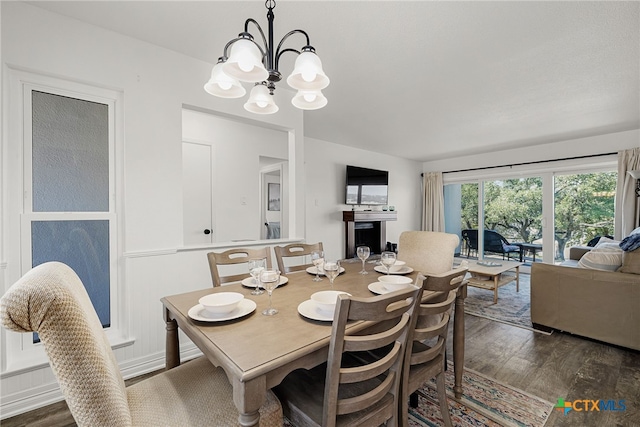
[162,258,467,426]
[161,259,423,383]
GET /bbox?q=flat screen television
[345,165,389,206]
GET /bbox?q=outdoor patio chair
[461,229,521,260]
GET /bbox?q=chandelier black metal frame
[204,0,329,114]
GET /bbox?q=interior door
[182,141,214,245]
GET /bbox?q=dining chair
[207,247,273,287]
[273,241,323,274]
[0,262,283,427]
[274,285,422,427]
[397,231,459,275]
[400,268,468,427]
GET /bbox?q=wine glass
[380,251,397,275]
[323,261,340,287]
[356,246,370,275]
[310,250,325,282]
[248,258,266,295]
[260,269,280,316]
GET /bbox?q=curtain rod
[421,152,617,176]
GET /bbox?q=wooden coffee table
[466,259,523,303]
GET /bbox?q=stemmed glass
[380,251,397,275]
[323,261,340,287]
[356,246,370,275]
[260,269,280,316]
[248,258,266,295]
[310,250,325,282]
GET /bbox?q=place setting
[373,251,414,275]
[305,251,346,279]
[368,275,415,295]
[240,258,288,292]
[188,292,257,322]
[297,290,351,322]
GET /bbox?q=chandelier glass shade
[204,0,329,114]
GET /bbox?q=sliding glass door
[553,172,616,262]
[446,178,543,263]
[444,166,616,265]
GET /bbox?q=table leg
[233,376,266,427]
[516,266,520,293]
[493,275,498,304]
[164,307,180,369]
[453,285,466,399]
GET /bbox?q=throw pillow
[578,247,623,272]
[620,248,640,274]
[594,237,623,251]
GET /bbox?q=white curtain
[615,148,640,239]
[422,172,445,232]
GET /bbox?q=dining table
[161,259,467,427]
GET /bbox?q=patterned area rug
[409,361,553,427]
[283,361,554,427]
[464,273,552,334]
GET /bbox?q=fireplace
[343,211,397,259]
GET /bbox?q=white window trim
[2,68,129,375]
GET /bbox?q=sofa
[531,237,640,351]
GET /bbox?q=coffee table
[466,259,523,303]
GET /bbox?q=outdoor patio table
[161,259,467,426]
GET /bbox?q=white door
[182,141,214,245]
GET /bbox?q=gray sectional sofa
[531,243,640,351]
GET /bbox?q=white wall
[304,137,423,261]
[182,109,289,243]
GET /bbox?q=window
[6,70,124,367]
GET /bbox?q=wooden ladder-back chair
[274,285,422,427]
[273,242,323,274]
[207,247,273,287]
[0,262,282,427]
[401,268,468,427]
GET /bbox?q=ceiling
[27,1,640,162]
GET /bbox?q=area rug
[283,361,554,427]
[409,361,553,427]
[464,273,552,335]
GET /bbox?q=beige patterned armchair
[0,262,282,426]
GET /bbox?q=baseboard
[0,345,203,420]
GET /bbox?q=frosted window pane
[32,91,109,212]
[32,220,110,329]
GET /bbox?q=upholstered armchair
[397,231,460,275]
[0,262,282,427]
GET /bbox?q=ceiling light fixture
[204,0,329,115]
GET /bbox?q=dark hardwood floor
[3,313,639,426]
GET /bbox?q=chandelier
[204,0,330,115]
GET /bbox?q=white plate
[305,266,346,276]
[297,299,334,322]
[188,299,257,322]
[367,282,391,295]
[374,265,414,275]
[241,276,289,288]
